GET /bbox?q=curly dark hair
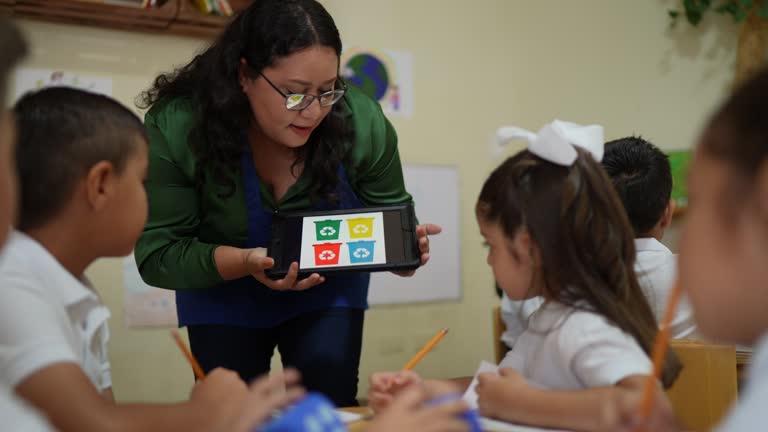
[138,0,351,202]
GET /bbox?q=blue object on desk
[254,392,346,432]
[426,393,482,432]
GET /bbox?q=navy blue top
[175,147,370,328]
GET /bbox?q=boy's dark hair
[703,67,768,210]
[477,149,682,389]
[13,87,147,230]
[0,17,28,103]
[602,136,672,237]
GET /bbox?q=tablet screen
[299,211,387,270]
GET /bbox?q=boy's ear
[659,199,676,230]
[84,161,115,211]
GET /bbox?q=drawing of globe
[343,53,390,101]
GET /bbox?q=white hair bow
[496,120,604,166]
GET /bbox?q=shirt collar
[634,237,672,254]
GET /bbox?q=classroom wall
[13,0,736,402]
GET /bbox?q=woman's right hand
[368,370,424,413]
[243,248,325,291]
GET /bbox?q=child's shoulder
[0,232,50,285]
[535,302,638,350]
[0,231,86,299]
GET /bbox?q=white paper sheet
[334,409,366,423]
[479,417,570,432]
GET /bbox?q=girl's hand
[367,385,470,432]
[244,248,325,291]
[617,385,680,432]
[476,368,529,419]
[368,370,424,412]
[393,223,442,277]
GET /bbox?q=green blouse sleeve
[347,89,413,206]
[134,103,224,290]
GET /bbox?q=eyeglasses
[260,73,346,111]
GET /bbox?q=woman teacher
[135,0,438,406]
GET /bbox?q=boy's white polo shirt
[0,385,53,431]
[0,231,111,392]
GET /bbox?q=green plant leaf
[683,0,712,25]
[759,0,768,17]
[715,0,740,21]
[739,0,754,9]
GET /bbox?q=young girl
[370,120,681,432]
[677,68,768,431]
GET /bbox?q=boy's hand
[233,368,306,432]
[367,385,469,432]
[190,367,250,430]
[368,370,423,412]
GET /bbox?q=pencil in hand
[403,327,449,370]
[171,328,206,380]
[637,281,682,429]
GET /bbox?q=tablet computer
[266,204,420,278]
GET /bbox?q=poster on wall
[341,48,414,118]
[14,68,113,100]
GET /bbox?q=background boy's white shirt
[716,333,768,431]
[0,231,111,392]
[633,238,699,339]
[499,302,652,390]
[0,385,54,431]
[501,238,700,347]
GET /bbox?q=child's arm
[15,363,301,432]
[477,370,678,432]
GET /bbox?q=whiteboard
[369,164,461,305]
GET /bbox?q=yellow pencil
[403,328,449,370]
[171,329,206,380]
[638,282,682,428]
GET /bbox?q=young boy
[0,86,303,432]
[500,136,699,348]
[0,16,54,432]
[602,136,698,339]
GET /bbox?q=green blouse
[135,86,413,291]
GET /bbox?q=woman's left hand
[393,223,442,277]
